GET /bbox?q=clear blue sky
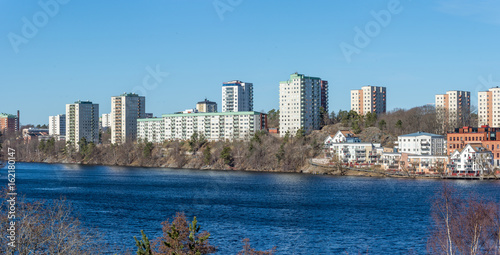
[2,0,500,125]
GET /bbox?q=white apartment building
[478,87,500,127]
[137,111,267,142]
[435,90,470,129]
[448,144,493,176]
[111,93,146,144]
[101,113,111,129]
[350,86,386,116]
[222,80,253,112]
[137,118,164,143]
[66,101,99,147]
[279,73,322,137]
[396,132,445,155]
[49,114,66,136]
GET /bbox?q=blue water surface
[4,163,500,254]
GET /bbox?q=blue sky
[2,0,500,125]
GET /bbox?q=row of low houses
[323,129,495,176]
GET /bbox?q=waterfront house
[381,152,401,171]
[447,143,493,176]
[324,130,381,164]
[406,155,449,174]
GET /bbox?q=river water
[4,163,500,254]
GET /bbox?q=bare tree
[0,189,101,254]
[428,184,500,254]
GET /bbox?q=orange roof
[340,130,356,137]
[469,143,489,152]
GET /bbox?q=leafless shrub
[0,188,101,254]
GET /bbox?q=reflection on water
[6,163,500,254]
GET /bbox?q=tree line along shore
[0,105,473,176]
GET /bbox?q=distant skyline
[2,0,500,125]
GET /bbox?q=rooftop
[223,80,251,86]
[0,113,17,118]
[468,143,490,153]
[117,92,141,97]
[137,118,163,122]
[197,98,217,104]
[73,100,94,104]
[280,72,321,83]
[399,131,443,138]
[161,111,264,118]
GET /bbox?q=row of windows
[449,136,482,141]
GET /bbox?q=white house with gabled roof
[447,143,493,176]
[324,130,381,163]
[324,130,361,145]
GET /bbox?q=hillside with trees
[0,104,468,173]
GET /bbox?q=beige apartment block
[478,87,500,127]
[111,93,146,144]
[350,86,386,116]
[435,90,470,130]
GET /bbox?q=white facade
[66,101,99,147]
[137,118,164,143]
[478,87,500,127]
[101,113,111,129]
[435,90,470,128]
[448,144,493,176]
[396,132,445,155]
[350,86,386,116]
[324,140,382,164]
[222,80,253,112]
[137,111,267,142]
[111,93,146,144]
[381,152,402,170]
[279,73,322,137]
[49,114,66,136]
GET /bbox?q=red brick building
[0,111,19,133]
[447,126,500,166]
